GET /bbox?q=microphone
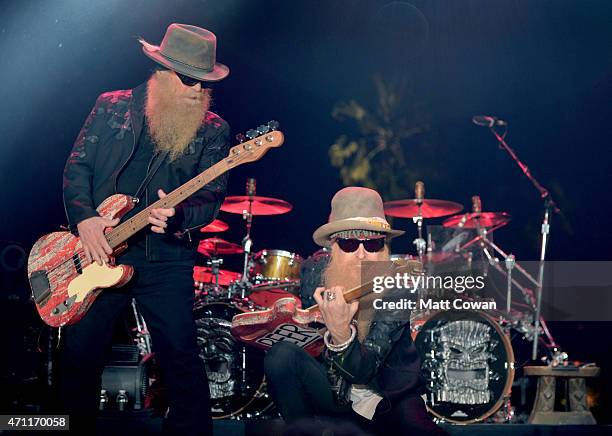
[415,181,425,205]
[472,115,507,127]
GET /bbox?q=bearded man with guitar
[55,24,231,435]
[263,187,446,435]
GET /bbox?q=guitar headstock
[226,120,284,168]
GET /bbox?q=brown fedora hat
[313,187,404,247]
[139,23,229,82]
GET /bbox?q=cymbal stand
[239,178,257,299]
[413,213,426,263]
[412,181,426,263]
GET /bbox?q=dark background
[1,0,611,422]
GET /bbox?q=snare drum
[252,249,302,282]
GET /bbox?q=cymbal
[221,196,293,216]
[384,199,464,219]
[197,237,243,256]
[193,266,241,286]
[442,212,511,229]
[200,219,229,233]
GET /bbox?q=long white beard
[145,72,211,161]
[323,244,390,342]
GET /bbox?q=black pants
[264,342,447,436]
[57,261,211,436]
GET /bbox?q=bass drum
[193,302,275,419]
[415,310,514,424]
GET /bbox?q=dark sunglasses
[175,71,209,88]
[335,238,386,253]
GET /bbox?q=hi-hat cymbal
[443,212,511,229]
[200,219,229,233]
[221,196,293,216]
[197,237,243,256]
[384,199,464,219]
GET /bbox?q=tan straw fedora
[313,187,404,247]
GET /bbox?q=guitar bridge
[30,270,51,306]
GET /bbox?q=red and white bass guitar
[28,123,284,327]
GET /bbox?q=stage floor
[96,412,612,436]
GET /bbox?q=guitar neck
[304,261,418,314]
[103,127,284,249]
[304,278,378,314]
[105,158,228,249]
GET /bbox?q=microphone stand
[487,125,560,360]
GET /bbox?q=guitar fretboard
[103,129,283,249]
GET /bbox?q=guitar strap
[132,150,169,204]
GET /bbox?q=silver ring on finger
[326,291,336,302]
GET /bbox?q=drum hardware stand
[207,257,224,293]
[131,299,152,355]
[475,231,558,353]
[239,177,257,298]
[489,396,515,423]
[413,216,426,263]
[412,181,426,263]
[484,120,560,360]
[505,254,515,314]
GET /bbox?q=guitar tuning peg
[235,133,246,143]
[267,120,280,131]
[245,129,258,140]
[256,124,270,135]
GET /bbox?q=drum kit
[124,179,303,419]
[124,172,562,422]
[383,182,564,423]
[113,116,564,424]
[186,180,303,419]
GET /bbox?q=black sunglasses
[175,72,209,88]
[335,238,386,253]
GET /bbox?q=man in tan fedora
[59,24,229,435]
[264,187,445,435]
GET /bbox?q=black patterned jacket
[299,252,425,411]
[63,82,230,261]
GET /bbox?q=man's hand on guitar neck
[77,216,120,265]
[148,189,176,234]
[314,286,359,345]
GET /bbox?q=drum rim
[255,249,303,261]
[416,309,515,424]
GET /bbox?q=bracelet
[324,324,356,353]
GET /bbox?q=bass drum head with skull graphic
[193,302,275,419]
[415,310,514,424]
